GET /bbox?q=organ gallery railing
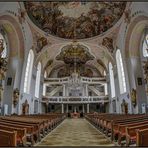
[42,96,108,104]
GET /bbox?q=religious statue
[131,88,137,108]
[121,99,128,114]
[22,100,29,115]
[13,88,19,107]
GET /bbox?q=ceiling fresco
[24,2,126,39]
[56,43,94,64]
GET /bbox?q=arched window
[116,49,127,94]
[143,34,148,57]
[43,71,47,96]
[24,50,34,93]
[109,62,115,98]
[103,70,108,95]
[0,33,7,58]
[35,62,41,98]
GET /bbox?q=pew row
[0,113,66,147]
[85,113,148,146]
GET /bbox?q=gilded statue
[13,88,19,107]
[131,88,137,107]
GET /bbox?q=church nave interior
[0,1,148,147]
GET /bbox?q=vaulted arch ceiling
[23,2,130,77]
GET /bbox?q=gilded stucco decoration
[102,37,114,54]
[97,59,107,71]
[44,60,53,70]
[24,2,126,39]
[34,33,48,53]
[56,43,94,64]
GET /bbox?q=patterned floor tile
[36,118,114,146]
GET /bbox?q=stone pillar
[66,104,68,113]
[86,84,88,96]
[46,102,48,113]
[61,104,64,113]
[87,104,89,113]
[82,104,85,113]
[74,106,76,113]
[63,84,66,96]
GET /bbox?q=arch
[116,49,127,94]
[125,15,148,58]
[0,15,25,59]
[109,62,115,98]
[24,49,34,93]
[35,42,114,71]
[35,62,42,98]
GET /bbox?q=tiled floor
[37,118,114,146]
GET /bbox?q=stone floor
[36,118,114,146]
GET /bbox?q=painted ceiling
[56,43,94,64]
[24,2,126,39]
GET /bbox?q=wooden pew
[0,124,26,146]
[111,115,148,141]
[0,117,42,142]
[0,129,17,147]
[0,113,65,146]
[0,121,35,145]
[112,118,148,139]
[136,128,148,146]
[117,120,148,145]
[126,125,148,146]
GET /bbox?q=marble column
[82,104,85,113]
[63,84,66,96]
[66,104,68,113]
[85,84,88,96]
[62,104,64,113]
[87,104,89,113]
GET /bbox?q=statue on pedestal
[13,88,19,107]
[121,99,128,114]
[131,88,137,108]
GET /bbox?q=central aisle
[37,118,114,146]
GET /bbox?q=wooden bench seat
[0,129,17,147]
[0,117,44,141]
[0,113,65,146]
[126,124,148,146]
[0,124,26,146]
[0,120,35,145]
[113,118,148,138]
[85,113,148,146]
[136,128,148,146]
